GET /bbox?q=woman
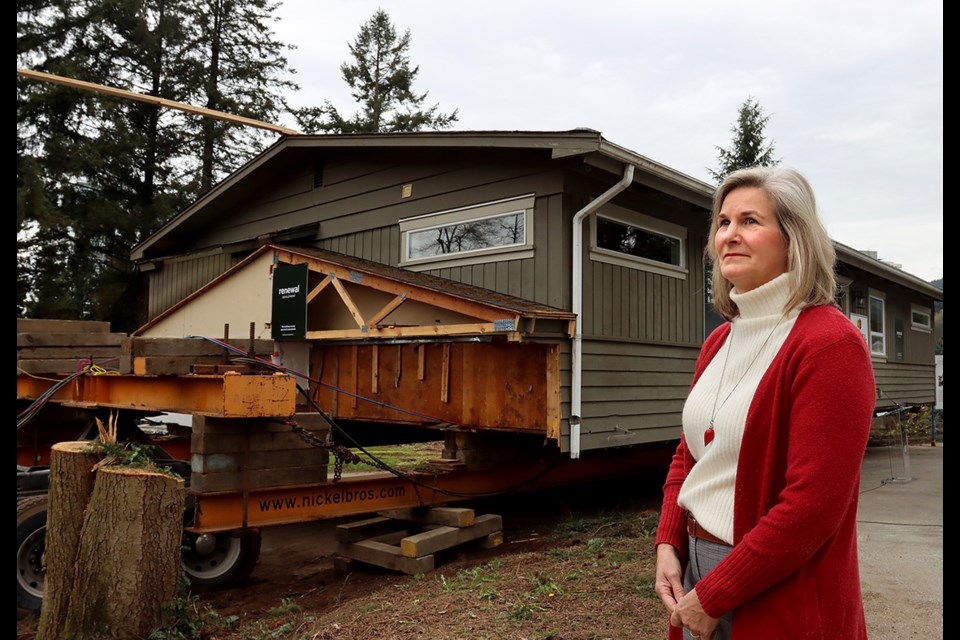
[654,166,875,639]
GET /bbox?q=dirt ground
[17,470,673,640]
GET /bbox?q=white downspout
[570,163,635,458]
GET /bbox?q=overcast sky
[272,0,942,283]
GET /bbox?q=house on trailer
[130,129,942,457]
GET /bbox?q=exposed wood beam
[307,276,332,303]
[305,323,521,341]
[330,277,367,330]
[17,68,301,135]
[367,293,408,327]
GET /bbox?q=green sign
[272,263,308,340]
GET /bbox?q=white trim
[868,289,887,358]
[399,193,535,223]
[402,247,535,272]
[910,303,932,332]
[588,205,687,278]
[399,195,535,267]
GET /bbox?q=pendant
[704,427,715,446]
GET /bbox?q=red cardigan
[656,305,875,639]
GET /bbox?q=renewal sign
[271,263,308,340]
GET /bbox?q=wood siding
[561,340,700,451]
[872,360,937,410]
[838,264,939,410]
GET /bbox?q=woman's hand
[670,587,720,639]
[654,543,685,612]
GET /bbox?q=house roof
[273,243,576,320]
[129,129,716,261]
[129,129,942,302]
[835,242,943,301]
[133,243,575,340]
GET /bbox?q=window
[589,205,687,278]
[911,304,932,332]
[400,194,534,269]
[869,293,886,356]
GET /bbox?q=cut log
[63,465,185,639]
[36,442,101,640]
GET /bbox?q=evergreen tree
[186,0,298,192]
[297,9,457,134]
[707,96,779,183]
[17,0,297,330]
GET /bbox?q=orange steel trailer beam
[17,373,297,418]
[191,444,675,532]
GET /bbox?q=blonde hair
[708,166,837,320]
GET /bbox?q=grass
[347,440,444,472]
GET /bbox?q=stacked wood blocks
[16,318,275,376]
[190,413,330,493]
[335,507,503,574]
[120,336,275,375]
[17,319,126,375]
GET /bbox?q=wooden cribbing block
[399,514,502,558]
[476,531,504,549]
[377,506,475,527]
[337,539,435,574]
[335,516,406,544]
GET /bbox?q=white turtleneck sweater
[677,272,800,545]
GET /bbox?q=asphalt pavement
[857,443,943,639]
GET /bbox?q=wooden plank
[191,416,329,454]
[330,277,367,330]
[190,448,328,473]
[17,318,110,334]
[124,337,273,357]
[334,516,408,543]
[132,355,237,376]
[399,514,502,558]
[189,465,329,493]
[476,531,504,549]
[376,507,475,528]
[17,333,126,348]
[306,275,332,303]
[367,293,408,327]
[371,345,379,394]
[441,343,450,404]
[336,540,435,574]
[17,359,120,375]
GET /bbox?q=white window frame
[868,290,887,357]
[910,303,932,332]
[399,194,535,271]
[589,204,687,279]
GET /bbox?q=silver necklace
[704,315,786,446]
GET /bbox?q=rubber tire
[17,495,48,611]
[16,497,263,610]
[180,527,262,591]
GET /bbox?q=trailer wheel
[17,498,263,610]
[17,496,48,611]
[180,527,262,590]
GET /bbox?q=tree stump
[37,441,101,640]
[37,442,186,640]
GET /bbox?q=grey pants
[683,537,734,640]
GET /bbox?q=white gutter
[570,163,635,458]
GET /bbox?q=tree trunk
[37,441,101,640]
[62,465,186,639]
[37,441,186,640]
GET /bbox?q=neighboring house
[130,130,942,455]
